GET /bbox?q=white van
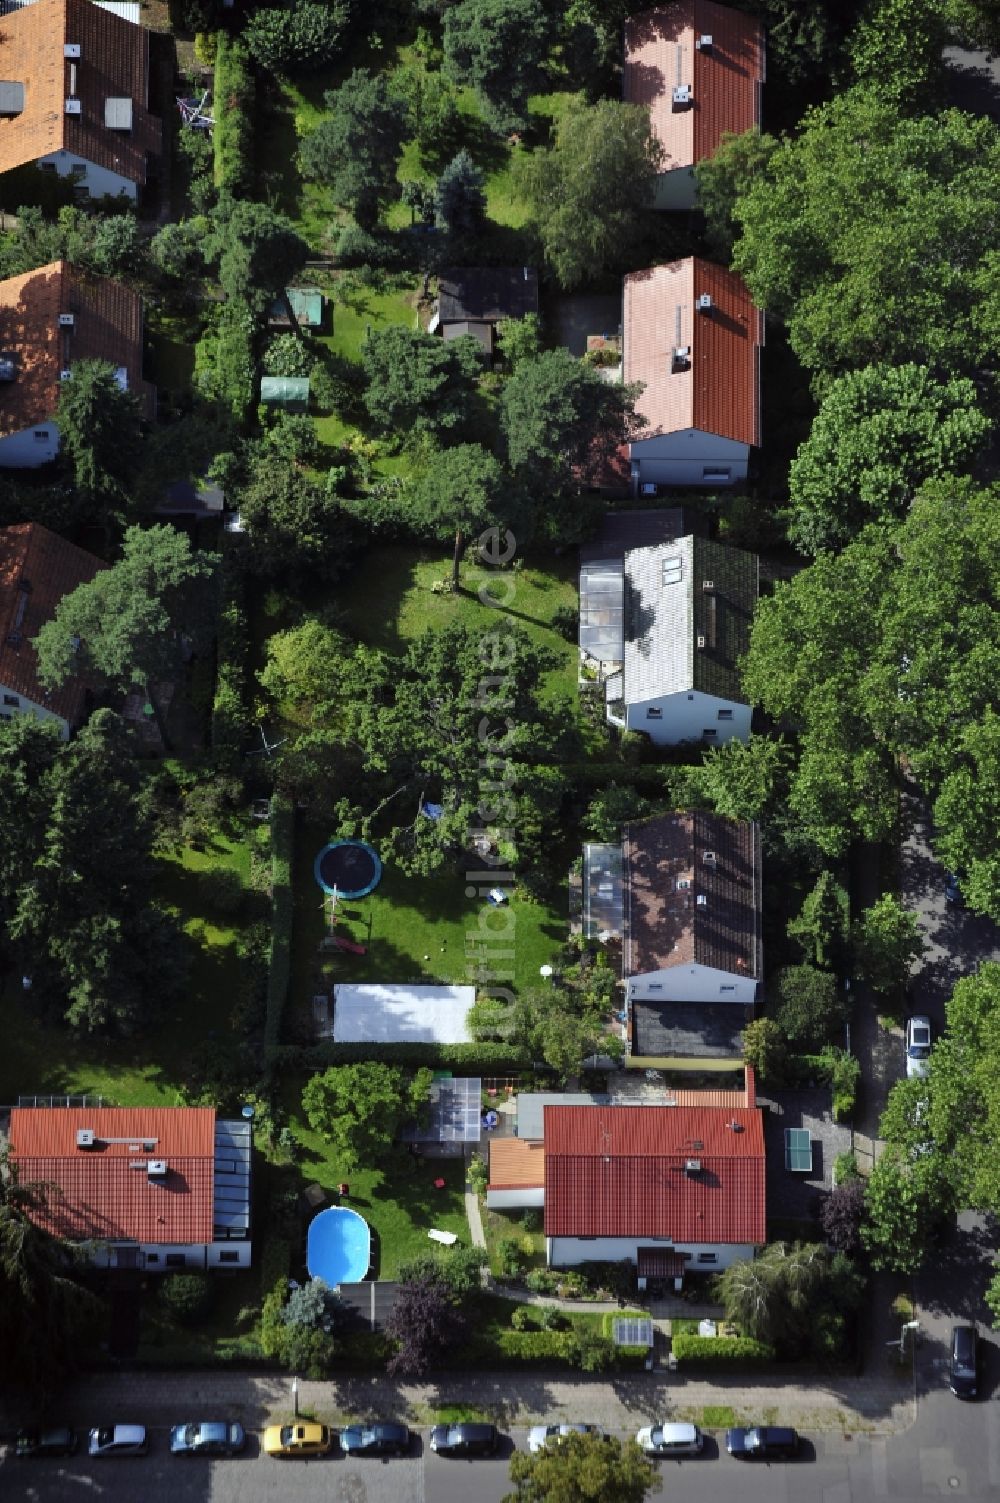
[636,1422,704,1457]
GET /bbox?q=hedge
[210,549,250,764]
[281,1040,532,1071]
[670,1334,775,1366]
[259,1234,291,1294]
[264,793,295,1071]
[213,35,255,195]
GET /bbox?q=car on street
[945,871,964,905]
[429,1422,499,1458]
[338,1422,411,1458]
[906,1015,932,1078]
[169,1421,246,1456]
[726,1426,800,1460]
[528,1423,603,1452]
[262,1423,333,1458]
[15,1428,78,1458]
[949,1323,978,1398]
[88,1425,149,1458]
[636,1422,704,1457]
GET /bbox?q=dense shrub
[193,302,257,425]
[244,0,349,75]
[158,1273,214,1326]
[493,1330,576,1363]
[213,37,255,195]
[263,332,317,378]
[551,602,579,642]
[287,1040,531,1070]
[265,793,295,1068]
[511,1306,538,1331]
[670,1334,776,1366]
[211,550,251,765]
[334,224,407,269]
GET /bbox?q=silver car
[527,1423,602,1452]
[88,1425,148,1457]
[906,1016,932,1078]
[637,1422,704,1457]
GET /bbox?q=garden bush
[551,602,579,641]
[193,302,257,426]
[670,1334,776,1366]
[263,332,317,378]
[289,1040,531,1071]
[213,36,255,195]
[510,1306,538,1331]
[244,0,349,75]
[158,1272,214,1326]
[538,1306,568,1331]
[334,224,406,270]
[494,1330,576,1363]
[822,1045,862,1121]
[497,1240,528,1280]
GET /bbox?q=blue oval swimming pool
[306,1206,371,1286]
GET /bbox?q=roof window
[661,555,683,585]
[0,81,24,117]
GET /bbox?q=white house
[623,3,764,212]
[624,259,763,489]
[0,0,161,201]
[543,1103,764,1272]
[0,260,154,468]
[0,521,105,738]
[9,1107,252,1272]
[580,533,757,745]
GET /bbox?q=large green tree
[361,325,483,441]
[516,99,663,289]
[933,711,1000,921]
[850,893,924,996]
[209,198,309,322]
[731,91,1000,381]
[503,1431,659,1503]
[714,1241,863,1359]
[848,0,947,108]
[300,70,408,227]
[302,1063,433,1172]
[861,1146,954,1272]
[787,364,989,555]
[55,359,143,518]
[916,966,1000,1213]
[443,0,556,134]
[407,443,502,588]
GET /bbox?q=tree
[503,1431,660,1503]
[849,0,947,110]
[583,783,653,842]
[243,0,349,74]
[55,359,143,515]
[209,198,309,323]
[787,364,990,555]
[258,619,348,717]
[820,1177,866,1253]
[408,443,501,588]
[787,871,849,969]
[861,1146,955,1272]
[689,736,794,827]
[300,70,408,228]
[301,1063,433,1171]
[33,525,216,746]
[237,456,361,586]
[850,893,924,995]
[694,128,778,261]
[731,92,1000,380]
[933,711,1000,922]
[774,964,848,1049]
[715,1241,863,1359]
[384,1270,467,1377]
[740,1018,788,1082]
[434,149,487,243]
[443,0,556,134]
[517,99,663,289]
[397,1246,488,1297]
[361,324,483,440]
[495,313,542,371]
[501,348,642,510]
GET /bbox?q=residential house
[0,259,153,467]
[8,1106,252,1270]
[486,1137,546,1211]
[0,0,162,200]
[0,521,104,737]
[624,258,763,489]
[544,1101,765,1271]
[624,2,764,211]
[580,533,758,744]
[431,267,539,362]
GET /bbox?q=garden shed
[260,375,309,411]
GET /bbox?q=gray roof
[438,267,539,325]
[623,536,758,705]
[579,508,686,565]
[579,558,624,661]
[400,1076,482,1143]
[214,1118,251,1238]
[516,1093,604,1142]
[631,1000,751,1061]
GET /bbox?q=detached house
[544,1102,765,1272]
[0,0,162,200]
[431,266,539,362]
[0,521,104,737]
[624,259,763,490]
[624,2,764,211]
[580,532,757,745]
[8,1106,252,1271]
[0,260,153,467]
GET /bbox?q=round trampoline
[307,1206,371,1286]
[313,839,382,898]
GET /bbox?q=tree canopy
[302,1063,433,1171]
[300,70,408,227]
[502,1431,659,1503]
[55,359,143,517]
[384,1268,467,1377]
[443,0,556,134]
[361,325,483,441]
[407,443,502,588]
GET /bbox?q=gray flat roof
[516,1092,604,1141]
[583,842,624,939]
[631,1000,751,1060]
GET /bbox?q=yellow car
[263,1423,332,1458]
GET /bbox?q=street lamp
[292,1376,299,1416]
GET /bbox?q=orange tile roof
[0,0,161,182]
[0,521,104,723]
[488,1137,546,1189]
[9,1107,217,1245]
[624,258,763,446]
[0,259,153,434]
[624,3,764,175]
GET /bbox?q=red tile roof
[0,0,161,183]
[0,260,153,435]
[543,1103,765,1244]
[9,1107,217,1245]
[0,521,104,724]
[624,258,763,447]
[624,3,764,175]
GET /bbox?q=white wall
[547,1236,753,1270]
[630,430,749,488]
[624,690,751,747]
[0,421,60,468]
[0,683,70,739]
[653,167,697,211]
[486,1187,545,1211]
[627,961,757,1005]
[38,150,137,200]
[89,1241,251,1271]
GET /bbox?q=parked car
[339,1423,411,1458]
[636,1422,704,1457]
[945,872,964,905]
[949,1324,978,1399]
[15,1428,78,1458]
[528,1423,602,1453]
[726,1426,799,1460]
[169,1421,246,1457]
[429,1423,499,1458]
[906,1016,932,1079]
[262,1423,332,1458]
[88,1425,149,1458]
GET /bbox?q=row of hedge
[213,35,255,195]
[265,793,295,1072]
[671,1334,776,1366]
[277,1040,532,1071]
[210,547,251,764]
